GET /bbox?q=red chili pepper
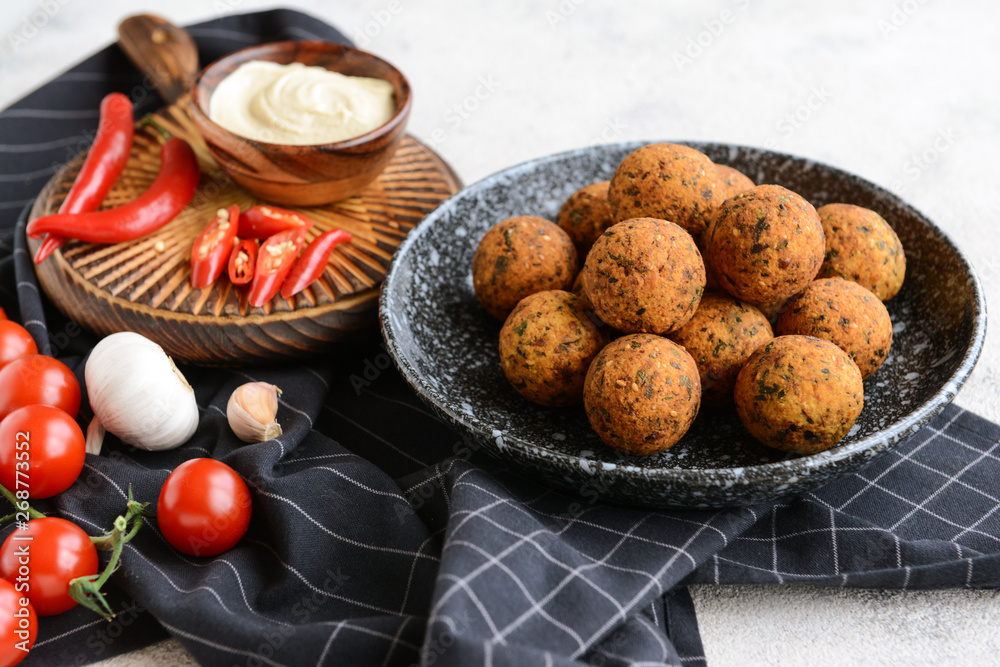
[280,230,353,299]
[26,138,200,244]
[238,205,312,239]
[190,204,240,289]
[228,238,258,286]
[34,92,134,263]
[248,228,306,307]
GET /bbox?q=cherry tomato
[0,322,37,372]
[0,355,81,421]
[0,405,86,499]
[0,578,35,666]
[157,458,252,557]
[0,518,98,616]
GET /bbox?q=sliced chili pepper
[248,228,306,307]
[228,238,258,286]
[238,205,313,239]
[280,229,353,299]
[34,92,135,263]
[27,137,200,244]
[190,204,240,289]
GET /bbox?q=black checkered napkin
[690,405,1000,591]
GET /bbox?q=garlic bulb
[227,382,282,442]
[85,332,199,451]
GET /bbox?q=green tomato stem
[70,485,150,621]
[0,482,46,521]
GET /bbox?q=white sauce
[209,60,395,145]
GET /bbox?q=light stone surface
[1,1,997,665]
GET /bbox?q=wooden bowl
[190,41,411,207]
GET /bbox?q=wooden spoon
[117,14,199,105]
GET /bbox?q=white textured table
[2,1,998,665]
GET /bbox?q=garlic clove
[86,416,105,456]
[227,382,282,443]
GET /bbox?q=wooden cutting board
[28,98,460,366]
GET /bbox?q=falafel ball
[584,333,701,455]
[669,293,774,406]
[581,218,706,335]
[715,164,755,199]
[557,181,614,255]
[607,143,723,237]
[705,184,825,307]
[774,277,893,379]
[472,216,579,320]
[698,163,754,252]
[816,203,906,301]
[734,335,864,454]
[499,290,609,406]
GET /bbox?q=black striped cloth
[1,9,997,667]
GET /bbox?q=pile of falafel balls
[472,143,905,458]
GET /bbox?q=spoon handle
[117,14,199,105]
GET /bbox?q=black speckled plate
[379,141,986,508]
